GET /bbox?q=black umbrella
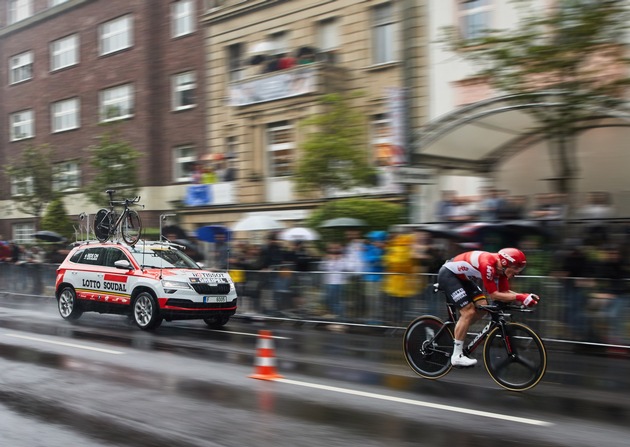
[414,223,466,241]
[33,230,66,243]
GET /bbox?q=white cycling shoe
[451,354,477,367]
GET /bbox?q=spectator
[577,191,615,246]
[382,233,417,325]
[435,190,457,223]
[322,242,348,319]
[363,231,387,323]
[212,232,230,270]
[343,229,366,319]
[589,245,629,343]
[259,231,290,314]
[552,239,593,340]
[478,187,503,222]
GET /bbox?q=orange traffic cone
[249,329,283,380]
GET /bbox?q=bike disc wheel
[121,210,142,246]
[403,315,453,379]
[93,209,112,242]
[483,322,547,391]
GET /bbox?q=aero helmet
[498,248,527,269]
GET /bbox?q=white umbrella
[231,215,285,232]
[320,217,367,228]
[279,227,320,241]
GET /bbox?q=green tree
[444,0,630,195]
[40,197,75,242]
[4,144,56,228]
[295,93,377,195]
[307,198,405,243]
[85,127,142,206]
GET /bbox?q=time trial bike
[403,288,547,392]
[93,189,143,246]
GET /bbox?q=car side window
[69,250,83,263]
[104,248,129,267]
[79,247,105,266]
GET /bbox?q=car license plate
[204,296,227,303]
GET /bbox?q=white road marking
[274,378,553,427]
[199,328,291,339]
[4,333,125,355]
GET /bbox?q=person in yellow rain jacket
[382,233,418,325]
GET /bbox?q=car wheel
[203,315,230,329]
[132,291,162,330]
[58,286,83,321]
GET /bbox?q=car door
[73,247,107,302]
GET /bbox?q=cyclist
[437,248,539,367]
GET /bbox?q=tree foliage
[4,144,56,226]
[85,127,142,206]
[443,0,630,193]
[306,198,405,243]
[294,93,377,195]
[40,197,75,242]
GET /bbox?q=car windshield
[128,245,200,269]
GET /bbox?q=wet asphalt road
[0,294,629,446]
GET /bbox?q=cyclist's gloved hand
[516,293,539,307]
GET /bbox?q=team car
[55,240,237,330]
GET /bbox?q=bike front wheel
[483,322,547,391]
[121,210,142,246]
[403,315,454,379]
[94,209,113,242]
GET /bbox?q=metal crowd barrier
[1,262,628,346]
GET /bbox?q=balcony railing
[228,62,347,107]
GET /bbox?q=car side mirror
[114,260,132,270]
[196,262,205,268]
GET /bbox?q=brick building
[0,0,206,241]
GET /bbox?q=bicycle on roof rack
[403,286,547,392]
[93,189,143,246]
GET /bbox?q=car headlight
[161,280,191,292]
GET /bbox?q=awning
[411,92,630,172]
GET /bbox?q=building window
[266,122,294,177]
[51,34,79,71]
[13,222,35,245]
[372,2,396,65]
[9,51,33,84]
[317,17,339,52]
[99,84,134,122]
[11,175,33,196]
[172,71,196,110]
[228,43,245,82]
[100,15,133,56]
[52,97,79,132]
[53,161,80,192]
[49,0,69,7]
[459,0,492,40]
[172,0,195,38]
[269,31,289,56]
[8,0,32,24]
[174,145,197,182]
[10,109,34,141]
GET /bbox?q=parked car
[55,240,237,330]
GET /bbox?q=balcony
[228,62,347,108]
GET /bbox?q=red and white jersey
[443,251,509,295]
